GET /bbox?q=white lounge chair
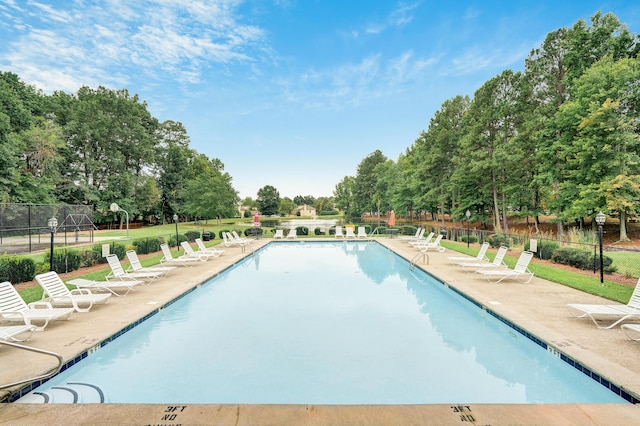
[399,227,423,240]
[0,281,74,331]
[447,242,490,263]
[334,226,344,238]
[195,238,225,257]
[0,324,35,343]
[126,250,176,276]
[457,246,508,269]
[345,227,356,238]
[223,232,251,247]
[180,241,213,261]
[67,277,142,297]
[35,271,110,313]
[568,278,640,329]
[232,231,253,245]
[475,251,535,283]
[273,229,284,239]
[160,243,201,266]
[286,229,297,239]
[357,227,368,238]
[106,254,163,282]
[414,234,444,252]
[409,232,433,247]
[621,323,640,341]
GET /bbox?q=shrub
[550,247,615,272]
[185,230,200,242]
[244,227,263,237]
[169,234,189,248]
[372,226,387,235]
[0,256,37,284]
[399,225,417,236]
[319,210,339,216]
[80,249,100,267]
[90,242,127,263]
[295,226,309,236]
[488,234,510,248]
[218,230,230,239]
[46,248,83,273]
[314,227,324,235]
[460,235,478,244]
[524,240,559,260]
[132,237,162,255]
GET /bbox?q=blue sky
[1,1,639,200]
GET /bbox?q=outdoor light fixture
[595,211,606,286]
[47,217,58,272]
[173,213,179,251]
[465,209,471,248]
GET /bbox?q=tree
[412,95,470,226]
[293,195,316,206]
[0,72,42,202]
[333,176,356,216]
[181,154,240,221]
[55,86,159,222]
[257,185,280,216]
[155,120,193,222]
[278,198,296,216]
[353,150,387,215]
[455,70,525,232]
[557,57,640,241]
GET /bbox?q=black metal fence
[0,203,96,254]
[439,225,640,280]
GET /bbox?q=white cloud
[359,1,420,37]
[277,50,437,111]
[1,0,266,92]
[27,0,72,23]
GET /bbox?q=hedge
[0,256,37,284]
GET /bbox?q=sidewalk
[1,239,639,425]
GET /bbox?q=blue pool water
[21,241,626,404]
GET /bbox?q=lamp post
[595,211,606,286]
[173,213,179,251]
[47,217,58,272]
[465,210,471,248]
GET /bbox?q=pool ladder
[409,252,429,270]
[0,341,64,391]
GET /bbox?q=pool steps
[16,382,105,404]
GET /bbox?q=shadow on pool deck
[1,238,640,425]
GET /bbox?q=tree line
[0,81,239,225]
[332,12,640,242]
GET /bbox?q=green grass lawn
[441,240,634,304]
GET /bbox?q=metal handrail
[409,252,429,270]
[0,341,64,390]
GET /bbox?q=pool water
[20,241,626,404]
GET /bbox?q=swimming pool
[17,241,626,404]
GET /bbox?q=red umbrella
[253,212,260,227]
[388,210,396,227]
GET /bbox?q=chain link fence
[0,203,97,254]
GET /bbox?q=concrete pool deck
[1,238,640,425]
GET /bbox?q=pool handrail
[0,341,64,390]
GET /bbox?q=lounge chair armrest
[0,310,29,324]
[27,301,54,310]
[69,288,93,296]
